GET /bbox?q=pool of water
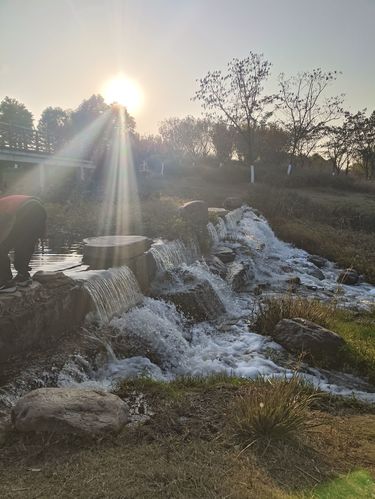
[29,241,83,273]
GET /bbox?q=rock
[161,280,225,321]
[226,261,254,291]
[223,197,243,210]
[338,269,359,285]
[307,267,325,281]
[286,276,301,285]
[272,318,346,363]
[33,271,76,289]
[208,207,228,219]
[12,388,129,435]
[308,255,327,268]
[214,246,236,263]
[179,200,208,225]
[204,255,227,278]
[154,269,225,321]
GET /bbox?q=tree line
[1,51,374,179]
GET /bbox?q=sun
[102,75,144,114]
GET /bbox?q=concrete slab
[83,235,152,269]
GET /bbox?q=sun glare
[102,75,143,114]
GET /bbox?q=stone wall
[0,272,90,362]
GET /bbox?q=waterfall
[216,217,227,240]
[84,265,143,322]
[150,238,200,272]
[207,222,219,246]
[225,207,244,231]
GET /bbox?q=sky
[0,0,374,134]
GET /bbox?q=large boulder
[204,255,227,278]
[223,197,243,210]
[307,267,325,281]
[154,269,225,321]
[226,261,254,291]
[307,255,327,269]
[338,269,359,285]
[179,200,208,225]
[272,318,346,363]
[12,388,129,435]
[214,246,236,263]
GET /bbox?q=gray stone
[214,246,236,263]
[179,200,208,225]
[154,269,225,321]
[307,267,325,281]
[223,197,243,210]
[226,261,254,291]
[273,318,346,363]
[83,235,152,269]
[12,388,129,435]
[286,276,301,286]
[338,269,359,285]
[308,255,327,268]
[208,207,228,219]
[204,255,227,278]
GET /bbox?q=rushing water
[150,238,200,272]
[2,205,375,407]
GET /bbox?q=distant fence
[0,121,59,155]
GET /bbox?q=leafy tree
[325,118,353,175]
[278,69,344,167]
[159,116,211,158]
[194,52,274,163]
[38,106,70,149]
[346,110,375,179]
[70,94,109,134]
[0,96,33,128]
[210,122,234,163]
[255,124,289,164]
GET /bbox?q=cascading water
[207,222,219,246]
[84,265,143,322]
[2,204,375,409]
[150,238,200,272]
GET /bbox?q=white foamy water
[2,205,375,406]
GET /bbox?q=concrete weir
[83,235,156,292]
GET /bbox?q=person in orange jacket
[0,195,47,293]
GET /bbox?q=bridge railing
[0,121,58,155]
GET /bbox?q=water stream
[2,205,375,407]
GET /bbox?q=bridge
[0,121,95,180]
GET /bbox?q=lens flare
[102,75,143,114]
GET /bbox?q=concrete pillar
[39,163,46,192]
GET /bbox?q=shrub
[231,376,318,445]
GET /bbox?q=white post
[287,164,292,176]
[160,162,164,176]
[39,163,45,192]
[250,164,255,184]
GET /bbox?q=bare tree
[194,52,274,164]
[210,122,234,163]
[278,69,344,167]
[159,116,211,158]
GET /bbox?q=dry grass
[255,296,332,336]
[231,376,319,446]
[1,377,375,498]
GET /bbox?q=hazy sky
[1,0,374,133]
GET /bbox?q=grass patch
[231,376,319,447]
[312,469,375,498]
[255,295,332,335]
[255,296,375,383]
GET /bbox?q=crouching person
[0,195,47,293]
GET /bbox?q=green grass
[255,296,375,383]
[311,470,375,498]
